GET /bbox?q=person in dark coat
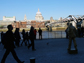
[25,31,30,46]
[38,28,42,39]
[1,25,24,63]
[14,28,21,47]
[67,23,77,50]
[21,29,26,46]
[28,26,36,51]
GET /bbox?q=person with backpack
[1,25,24,63]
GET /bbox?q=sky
[0,0,84,20]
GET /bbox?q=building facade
[3,16,16,21]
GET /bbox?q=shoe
[25,43,27,46]
[21,43,22,46]
[19,61,25,63]
[75,49,78,51]
[67,48,70,51]
[32,49,36,51]
[28,46,29,49]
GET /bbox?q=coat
[68,25,76,38]
[4,30,15,49]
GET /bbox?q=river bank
[0,27,66,32]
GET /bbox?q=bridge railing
[36,31,66,39]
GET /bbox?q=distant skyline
[0,0,84,20]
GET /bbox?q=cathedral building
[35,8,44,21]
[0,9,50,28]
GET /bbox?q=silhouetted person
[25,31,30,46]
[78,27,81,37]
[1,25,24,63]
[67,23,77,51]
[14,28,21,47]
[38,28,42,39]
[28,26,36,51]
[81,27,84,37]
[21,29,26,46]
[81,26,84,37]
[65,27,69,39]
[1,31,4,44]
[34,29,37,39]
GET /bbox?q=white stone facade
[35,9,44,21]
[3,16,16,21]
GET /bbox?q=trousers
[1,48,21,63]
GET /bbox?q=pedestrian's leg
[31,39,35,51]
[73,38,77,50]
[17,40,20,47]
[25,40,27,46]
[28,39,32,49]
[39,35,40,39]
[35,35,36,39]
[32,40,34,50]
[27,39,29,45]
[1,49,10,63]
[21,41,23,46]
[11,49,22,63]
[68,38,72,50]
[21,38,24,46]
[41,35,42,39]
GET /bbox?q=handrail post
[30,57,35,63]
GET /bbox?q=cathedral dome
[35,8,44,21]
[36,9,42,15]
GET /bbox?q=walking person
[1,25,24,63]
[1,31,4,44]
[38,28,42,39]
[21,29,26,46]
[67,23,77,51]
[34,29,37,39]
[14,28,21,47]
[25,31,30,46]
[28,26,36,51]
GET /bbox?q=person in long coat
[67,23,77,50]
[28,26,36,51]
[14,28,21,47]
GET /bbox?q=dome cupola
[35,8,44,21]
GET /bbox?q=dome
[36,12,42,15]
[35,8,44,21]
[36,9,42,15]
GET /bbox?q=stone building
[3,16,16,21]
[0,9,50,28]
[35,8,44,21]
